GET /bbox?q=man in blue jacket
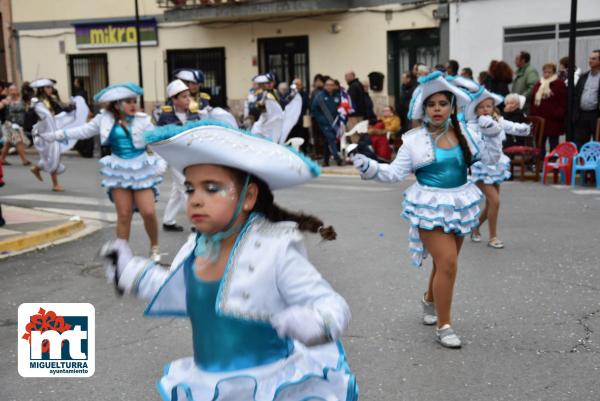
[311,78,342,166]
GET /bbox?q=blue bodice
[415,145,467,188]
[108,121,144,159]
[184,255,293,372]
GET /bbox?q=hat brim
[148,123,320,190]
[410,77,471,120]
[30,79,56,88]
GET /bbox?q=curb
[0,219,86,253]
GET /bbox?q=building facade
[10,0,442,115]
[7,0,600,117]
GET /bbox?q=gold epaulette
[199,92,211,100]
[161,105,173,113]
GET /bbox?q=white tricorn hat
[464,88,504,122]
[30,78,57,88]
[166,79,189,98]
[409,71,472,120]
[446,75,481,94]
[144,121,320,190]
[93,82,144,103]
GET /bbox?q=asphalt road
[1,153,599,401]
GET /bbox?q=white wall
[449,0,600,76]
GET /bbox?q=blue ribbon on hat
[193,174,251,262]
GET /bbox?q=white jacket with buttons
[53,110,153,149]
[360,122,503,182]
[117,214,350,341]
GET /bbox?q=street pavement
[1,153,599,401]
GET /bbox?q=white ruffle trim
[156,341,358,401]
[470,154,511,184]
[99,153,164,191]
[402,182,483,267]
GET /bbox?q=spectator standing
[345,71,366,129]
[512,51,540,113]
[72,77,89,105]
[572,50,600,149]
[398,71,417,133]
[0,84,31,165]
[559,56,581,87]
[530,63,567,157]
[486,61,513,98]
[362,80,376,123]
[446,59,459,77]
[276,81,290,108]
[311,78,342,166]
[21,83,36,146]
[309,74,326,157]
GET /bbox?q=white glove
[99,239,132,286]
[351,153,379,179]
[478,115,501,137]
[271,306,329,346]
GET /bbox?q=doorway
[68,53,109,107]
[258,36,309,86]
[166,48,227,107]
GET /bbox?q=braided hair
[231,168,336,241]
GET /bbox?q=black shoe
[323,160,330,167]
[0,216,5,227]
[163,223,184,232]
[336,159,343,166]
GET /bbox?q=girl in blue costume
[39,83,165,262]
[351,72,503,348]
[99,121,357,401]
[464,88,530,249]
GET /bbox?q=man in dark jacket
[572,50,600,149]
[311,78,342,166]
[345,71,366,129]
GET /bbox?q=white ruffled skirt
[470,154,511,184]
[403,182,483,267]
[157,341,358,401]
[99,152,166,200]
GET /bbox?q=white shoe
[488,237,504,249]
[470,232,481,243]
[436,324,462,348]
[150,246,161,263]
[422,295,437,325]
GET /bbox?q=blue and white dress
[117,214,358,401]
[54,111,165,199]
[469,117,530,185]
[356,125,503,266]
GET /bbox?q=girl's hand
[351,153,379,179]
[271,306,329,346]
[99,239,133,294]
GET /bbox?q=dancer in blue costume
[100,121,357,401]
[39,83,165,262]
[351,72,503,348]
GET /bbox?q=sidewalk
[320,165,360,176]
[0,205,101,258]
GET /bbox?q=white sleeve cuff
[360,159,379,180]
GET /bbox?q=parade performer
[0,84,32,166]
[466,88,530,248]
[29,79,88,192]
[39,83,165,262]
[174,68,211,112]
[99,120,357,401]
[158,79,202,232]
[351,72,503,348]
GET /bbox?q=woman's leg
[112,188,134,240]
[419,228,460,328]
[133,189,159,247]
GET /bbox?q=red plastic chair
[542,142,578,185]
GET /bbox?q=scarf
[534,74,558,106]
